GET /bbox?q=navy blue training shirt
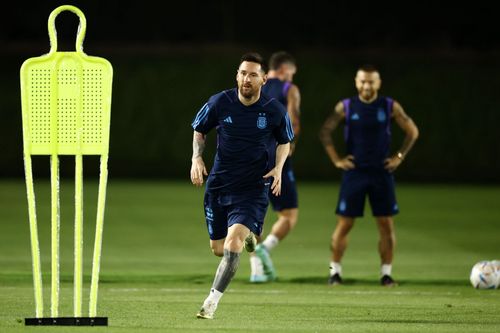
[192,88,294,193]
[262,78,292,167]
[342,95,394,169]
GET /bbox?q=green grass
[0,180,499,332]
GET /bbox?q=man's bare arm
[287,84,301,136]
[275,142,290,171]
[263,142,291,196]
[191,131,208,186]
[392,101,419,157]
[384,101,419,172]
[192,131,206,160]
[319,102,355,170]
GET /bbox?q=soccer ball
[470,261,499,289]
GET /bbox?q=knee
[224,238,243,252]
[377,218,395,234]
[377,217,392,225]
[210,244,224,257]
[334,218,354,237]
[212,248,224,257]
[288,213,299,229]
[332,228,348,243]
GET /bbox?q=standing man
[250,51,301,283]
[319,65,419,286]
[190,53,293,319]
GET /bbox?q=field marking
[107,287,462,296]
[107,288,284,293]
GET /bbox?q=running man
[190,53,293,319]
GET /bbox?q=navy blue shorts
[336,168,399,218]
[269,157,298,211]
[203,187,269,240]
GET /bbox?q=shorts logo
[377,108,386,122]
[257,113,267,129]
[339,199,346,212]
[205,207,214,221]
[205,207,214,235]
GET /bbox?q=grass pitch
[0,180,499,332]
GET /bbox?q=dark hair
[269,51,296,70]
[239,52,266,71]
[357,64,379,73]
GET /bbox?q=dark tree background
[1,1,499,182]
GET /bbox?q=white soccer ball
[470,261,499,289]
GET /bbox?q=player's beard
[239,83,255,99]
[360,89,375,100]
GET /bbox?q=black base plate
[25,317,108,326]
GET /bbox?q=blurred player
[250,51,301,283]
[319,65,419,286]
[190,53,293,319]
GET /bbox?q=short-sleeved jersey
[342,95,394,169]
[192,88,294,193]
[262,78,292,167]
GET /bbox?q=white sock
[262,234,279,251]
[250,255,264,276]
[381,264,392,277]
[206,288,223,305]
[329,261,342,276]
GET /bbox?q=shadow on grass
[279,276,469,287]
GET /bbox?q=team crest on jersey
[257,113,267,129]
[377,108,386,122]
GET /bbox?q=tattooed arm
[319,101,355,170]
[190,131,208,186]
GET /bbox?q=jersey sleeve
[273,111,294,144]
[191,100,217,134]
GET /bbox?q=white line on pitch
[107,288,461,296]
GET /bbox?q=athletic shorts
[203,187,269,240]
[336,168,399,217]
[269,157,298,211]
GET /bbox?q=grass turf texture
[0,180,499,332]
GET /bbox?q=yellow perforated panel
[83,68,104,145]
[21,53,112,155]
[28,68,51,144]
